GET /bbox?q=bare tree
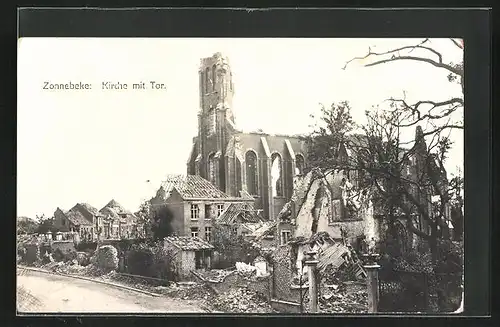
[308,99,465,309]
[340,38,464,243]
[304,38,465,311]
[343,38,464,135]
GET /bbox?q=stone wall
[174,250,195,280]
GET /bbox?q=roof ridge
[161,174,232,200]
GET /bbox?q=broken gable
[294,176,332,239]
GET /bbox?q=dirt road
[17,269,207,313]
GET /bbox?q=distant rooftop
[160,174,231,200]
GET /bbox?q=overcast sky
[17,38,463,218]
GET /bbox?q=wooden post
[305,250,319,313]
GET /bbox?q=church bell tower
[197,52,235,191]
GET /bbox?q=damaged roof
[317,242,351,273]
[160,175,231,200]
[57,203,103,227]
[164,236,214,251]
[99,199,138,222]
[217,203,262,225]
[249,221,277,240]
[64,208,93,226]
[77,203,102,217]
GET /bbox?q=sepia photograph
[17,37,465,314]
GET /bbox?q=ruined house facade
[276,126,453,250]
[151,175,255,242]
[185,52,452,248]
[186,53,308,221]
[53,201,141,242]
[98,199,141,239]
[53,203,103,242]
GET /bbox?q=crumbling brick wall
[246,276,272,300]
[271,244,295,302]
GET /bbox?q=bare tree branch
[343,39,464,81]
[364,56,463,76]
[450,38,464,49]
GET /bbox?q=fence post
[305,250,319,313]
[362,254,381,313]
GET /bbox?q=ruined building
[187,53,308,221]
[186,52,453,246]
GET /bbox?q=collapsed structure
[152,53,455,286]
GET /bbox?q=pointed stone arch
[245,150,259,195]
[271,152,284,197]
[295,153,305,175]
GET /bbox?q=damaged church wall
[294,176,323,239]
[292,169,379,245]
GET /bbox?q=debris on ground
[195,269,235,282]
[210,286,274,313]
[40,260,115,278]
[318,285,368,313]
[235,262,257,273]
[23,257,368,313]
[159,282,215,301]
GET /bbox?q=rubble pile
[159,282,215,301]
[318,285,368,313]
[40,259,114,277]
[210,287,274,313]
[235,264,257,280]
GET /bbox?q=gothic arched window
[212,64,217,91]
[245,151,258,195]
[208,153,217,186]
[271,153,283,197]
[295,154,305,175]
[205,67,210,93]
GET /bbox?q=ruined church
[186,53,308,220]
